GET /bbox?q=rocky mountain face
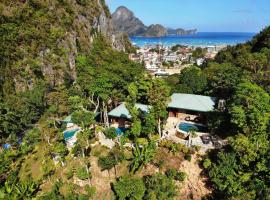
[143,24,168,37]
[111,6,147,36]
[167,28,197,35]
[0,0,131,94]
[112,6,197,37]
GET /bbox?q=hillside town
[129,44,227,76]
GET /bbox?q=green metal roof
[168,93,216,112]
[62,115,72,123]
[62,111,100,124]
[108,103,150,119]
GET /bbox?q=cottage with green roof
[167,93,217,119]
[108,103,150,127]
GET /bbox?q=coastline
[130,32,256,48]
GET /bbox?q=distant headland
[112,6,197,37]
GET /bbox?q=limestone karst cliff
[0,0,131,94]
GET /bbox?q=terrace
[164,93,224,150]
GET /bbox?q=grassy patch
[153,147,184,171]
[19,143,54,182]
[91,145,110,157]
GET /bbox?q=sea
[130,32,256,47]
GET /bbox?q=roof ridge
[173,93,214,99]
[194,95,212,110]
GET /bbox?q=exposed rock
[0,0,131,92]
[143,24,168,37]
[112,6,147,36]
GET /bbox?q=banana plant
[15,181,38,198]
[4,181,14,194]
[130,141,156,173]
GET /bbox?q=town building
[196,58,205,66]
[129,54,142,62]
[163,53,178,62]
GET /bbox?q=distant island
[112,6,197,37]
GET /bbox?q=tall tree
[126,83,142,138]
[230,81,270,136]
[203,62,245,99]
[177,66,208,94]
[147,79,170,137]
[144,173,177,200]
[113,176,145,200]
[71,110,95,129]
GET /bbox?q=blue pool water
[116,127,128,136]
[130,32,256,47]
[64,128,80,140]
[179,122,207,133]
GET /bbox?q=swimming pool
[64,128,80,140]
[116,127,128,136]
[178,122,207,133]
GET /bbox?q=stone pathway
[97,132,115,149]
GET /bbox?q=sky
[106,0,270,32]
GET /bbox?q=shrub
[113,176,145,200]
[71,144,81,156]
[156,160,165,169]
[203,158,212,169]
[177,143,190,154]
[98,155,117,171]
[165,168,177,179]
[84,185,96,198]
[184,153,192,161]
[150,134,160,141]
[77,194,88,200]
[92,149,102,157]
[95,125,104,133]
[66,183,76,195]
[66,168,73,179]
[192,145,201,152]
[104,127,117,139]
[159,140,174,148]
[144,173,177,199]
[111,148,125,162]
[136,138,148,146]
[175,172,186,181]
[159,140,190,154]
[76,167,89,180]
[32,155,38,161]
[165,169,186,181]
